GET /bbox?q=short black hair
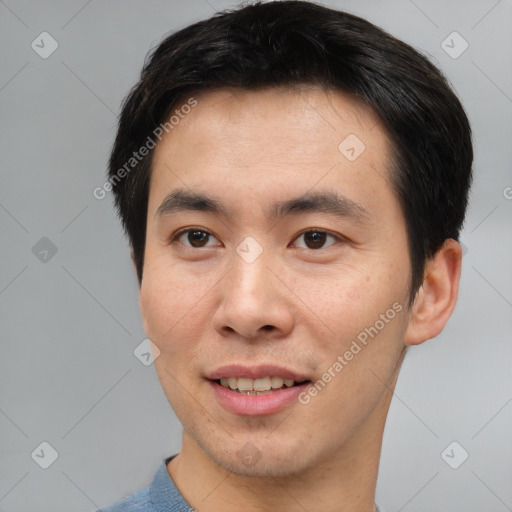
[108,0,473,305]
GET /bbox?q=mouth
[207,376,313,416]
[212,376,311,395]
[206,364,314,415]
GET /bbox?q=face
[139,86,412,477]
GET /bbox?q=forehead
[148,86,395,219]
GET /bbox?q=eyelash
[170,227,343,250]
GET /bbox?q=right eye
[171,228,221,248]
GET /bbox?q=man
[99,1,472,510]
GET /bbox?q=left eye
[293,230,338,249]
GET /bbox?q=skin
[136,86,462,512]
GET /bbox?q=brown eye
[294,230,337,249]
[187,230,209,247]
[175,229,219,248]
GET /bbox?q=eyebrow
[154,188,372,223]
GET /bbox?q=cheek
[289,260,405,343]
[139,262,216,357]
[140,277,175,340]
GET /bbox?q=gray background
[1,0,511,511]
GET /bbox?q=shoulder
[96,455,189,512]
[96,486,151,511]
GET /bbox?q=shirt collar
[149,455,194,512]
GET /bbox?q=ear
[405,239,462,346]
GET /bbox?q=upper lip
[207,364,311,381]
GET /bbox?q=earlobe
[405,239,462,346]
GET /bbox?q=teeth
[271,376,284,388]
[218,376,302,392]
[254,377,272,391]
[237,377,254,391]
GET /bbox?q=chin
[202,438,316,478]
[217,454,302,478]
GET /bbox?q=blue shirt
[98,455,193,512]
[98,454,381,511]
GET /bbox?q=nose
[212,250,295,341]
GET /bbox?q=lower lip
[208,380,311,416]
